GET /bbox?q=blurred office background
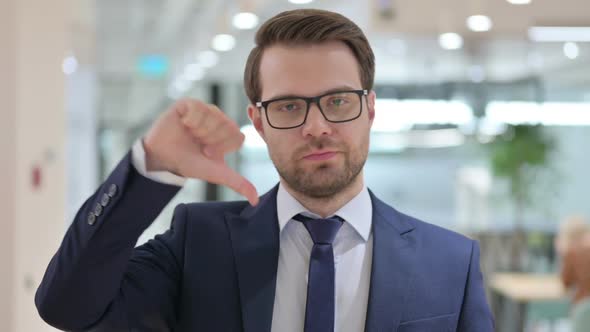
[1,0,589,331]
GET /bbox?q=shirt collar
[276,182,372,242]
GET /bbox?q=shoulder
[371,192,475,257]
[404,211,473,249]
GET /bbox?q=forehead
[258,41,362,100]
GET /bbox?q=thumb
[202,160,259,206]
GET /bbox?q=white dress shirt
[271,183,373,332]
[131,139,374,332]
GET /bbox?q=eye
[329,97,349,107]
[280,103,299,112]
[332,98,346,106]
[270,99,306,113]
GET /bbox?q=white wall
[0,0,17,329]
[1,0,69,330]
[66,67,99,222]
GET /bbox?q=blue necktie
[294,214,344,332]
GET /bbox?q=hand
[143,99,259,206]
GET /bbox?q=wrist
[142,139,166,172]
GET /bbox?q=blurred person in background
[556,215,590,332]
[34,9,494,332]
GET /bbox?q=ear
[367,90,376,126]
[247,104,267,142]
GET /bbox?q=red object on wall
[32,165,42,190]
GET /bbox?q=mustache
[295,137,343,158]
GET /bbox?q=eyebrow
[264,85,360,101]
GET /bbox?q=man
[556,216,590,332]
[36,9,494,332]
[565,236,590,332]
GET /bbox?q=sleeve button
[108,184,118,197]
[87,212,96,225]
[94,203,103,217]
[100,193,110,207]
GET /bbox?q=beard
[270,136,368,199]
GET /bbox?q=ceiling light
[563,42,580,59]
[173,77,191,93]
[212,34,236,52]
[184,63,205,81]
[232,12,259,30]
[439,33,463,50]
[288,0,314,4]
[506,0,532,4]
[528,27,590,42]
[62,55,78,75]
[197,50,219,68]
[467,15,493,32]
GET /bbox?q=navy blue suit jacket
[36,152,494,331]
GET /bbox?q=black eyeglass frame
[255,89,369,129]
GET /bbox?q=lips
[303,151,338,161]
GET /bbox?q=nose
[301,102,333,137]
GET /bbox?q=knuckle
[180,114,192,125]
[187,98,204,108]
[192,126,207,137]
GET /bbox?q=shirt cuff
[131,139,187,187]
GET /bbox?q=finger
[199,121,232,146]
[174,100,189,117]
[208,109,240,139]
[195,111,220,138]
[208,104,224,115]
[198,105,239,142]
[179,100,209,134]
[189,108,229,141]
[203,130,245,157]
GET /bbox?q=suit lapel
[225,185,280,332]
[364,192,416,332]
[225,186,417,332]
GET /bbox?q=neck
[280,172,365,218]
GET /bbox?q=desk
[490,273,566,301]
[489,273,567,331]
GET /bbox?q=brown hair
[243,9,375,104]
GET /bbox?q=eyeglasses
[256,89,368,129]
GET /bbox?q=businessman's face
[248,41,375,198]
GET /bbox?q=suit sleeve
[35,152,186,331]
[457,240,495,332]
